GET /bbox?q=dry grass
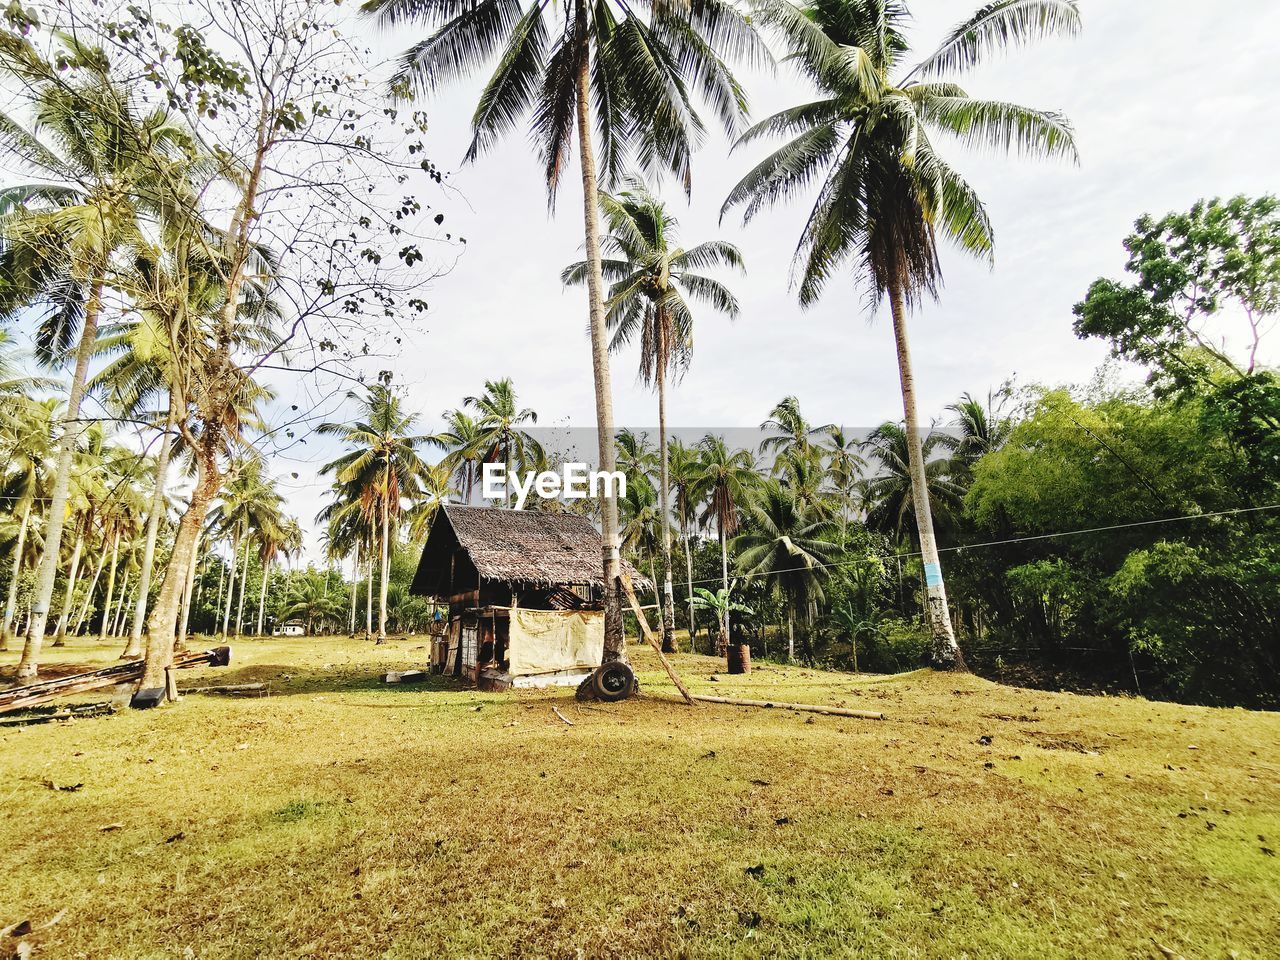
[1,635,1277,959]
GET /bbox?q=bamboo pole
[617,572,694,705]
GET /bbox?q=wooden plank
[616,573,695,705]
[0,646,232,714]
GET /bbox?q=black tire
[591,661,636,703]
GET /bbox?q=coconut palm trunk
[220,528,242,637]
[126,406,175,656]
[256,557,269,636]
[348,554,358,633]
[98,529,120,643]
[377,476,390,643]
[887,285,964,670]
[71,547,107,636]
[53,528,85,646]
[235,540,251,636]
[112,570,131,638]
[684,530,696,650]
[18,281,102,678]
[2,500,32,645]
[655,332,677,653]
[786,604,795,662]
[572,15,623,658]
[140,441,221,690]
[178,537,199,645]
[717,520,729,656]
[365,555,374,637]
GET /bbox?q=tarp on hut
[507,608,604,676]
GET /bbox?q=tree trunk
[220,529,240,637]
[127,404,175,656]
[2,499,32,647]
[234,535,250,636]
[112,570,131,638]
[787,604,795,662]
[377,482,390,643]
[887,284,966,671]
[53,529,84,646]
[214,549,226,634]
[98,529,121,643]
[656,349,677,653]
[18,280,102,679]
[140,445,221,691]
[71,545,107,636]
[573,5,623,661]
[718,520,730,653]
[684,528,696,651]
[365,554,373,637]
[348,553,357,633]
[178,536,199,646]
[256,556,268,636]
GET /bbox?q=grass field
[2,635,1277,959]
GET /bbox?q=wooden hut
[410,505,646,690]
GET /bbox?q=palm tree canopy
[723,0,1079,306]
[363,0,767,198]
[859,421,961,539]
[562,178,744,382]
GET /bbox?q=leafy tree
[724,0,1080,669]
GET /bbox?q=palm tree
[564,181,743,651]
[735,478,839,662]
[821,425,866,544]
[938,388,1013,486]
[691,585,753,655]
[257,517,302,636]
[760,396,828,468]
[723,0,1080,669]
[668,437,704,642]
[435,408,485,503]
[859,422,961,542]
[319,383,433,643]
[364,0,763,659]
[464,378,541,506]
[692,435,757,654]
[0,397,55,647]
[0,37,194,678]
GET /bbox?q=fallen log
[690,693,885,720]
[0,646,232,714]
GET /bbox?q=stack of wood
[0,646,232,714]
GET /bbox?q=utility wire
[676,501,1280,590]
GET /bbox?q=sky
[14,0,1280,563]
[261,0,1280,562]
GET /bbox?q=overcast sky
[255,0,1280,560]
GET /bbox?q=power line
[678,501,1280,590]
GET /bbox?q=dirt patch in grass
[1,636,1278,958]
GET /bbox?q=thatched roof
[411,505,649,596]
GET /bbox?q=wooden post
[617,573,695,705]
[164,666,180,703]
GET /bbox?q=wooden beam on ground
[617,573,695,705]
[690,693,885,720]
[0,646,232,714]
